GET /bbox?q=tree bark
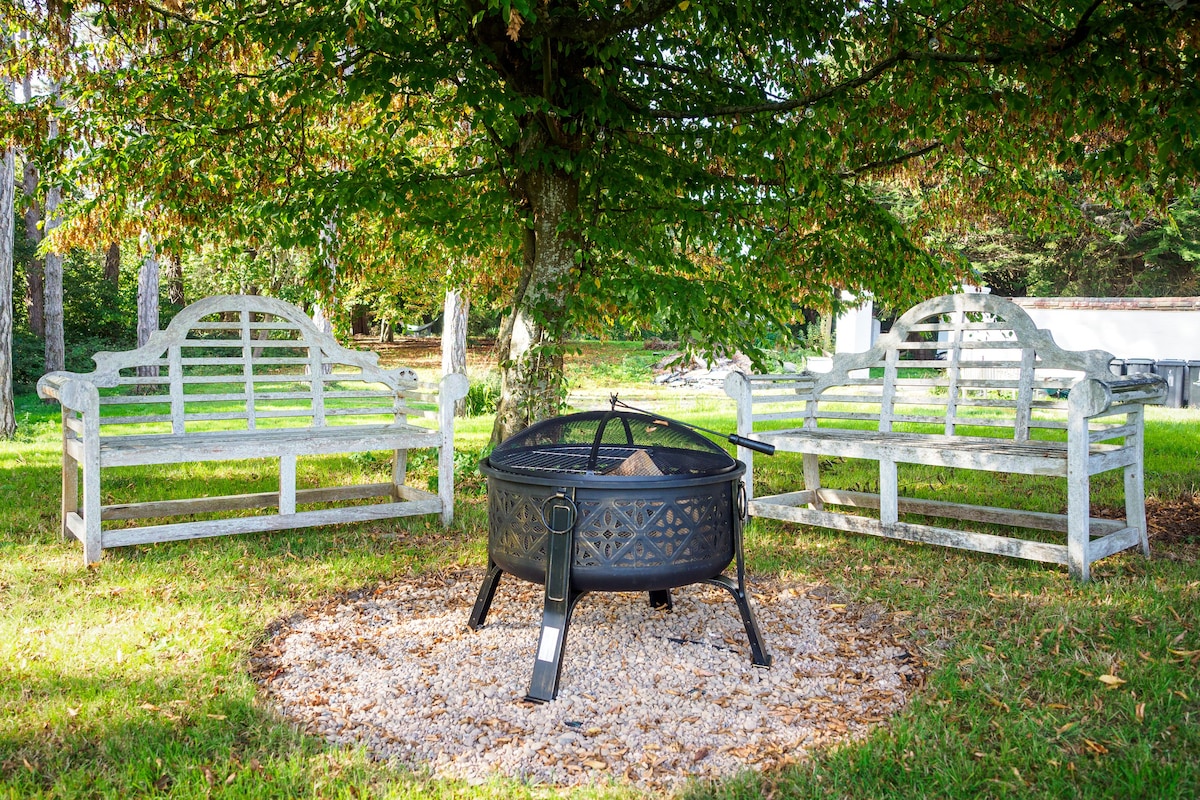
[104,241,120,286]
[136,234,160,380]
[491,154,580,444]
[1,143,16,437]
[19,66,44,338]
[21,159,44,336]
[441,288,470,416]
[164,246,185,305]
[42,111,64,374]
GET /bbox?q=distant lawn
[2,341,1198,799]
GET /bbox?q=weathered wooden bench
[37,295,469,565]
[724,292,1167,582]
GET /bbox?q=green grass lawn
[2,341,1198,799]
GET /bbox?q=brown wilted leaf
[1098,674,1126,687]
[507,9,523,41]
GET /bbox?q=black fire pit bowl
[467,404,772,702]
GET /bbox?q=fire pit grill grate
[490,444,735,476]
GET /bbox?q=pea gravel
[251,568,922,793]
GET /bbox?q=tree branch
[638,50,911,120]
[632,0,1114,121]
[845,142,944,177]
[540,0,682,45]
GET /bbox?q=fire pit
[468,398,773,702]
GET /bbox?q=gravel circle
[251,569,923,793]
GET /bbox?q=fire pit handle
[539,493,578,534]
[736,481,748,521]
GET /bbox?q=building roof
[1009,297,1200,311]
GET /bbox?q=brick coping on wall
[1009,297,1200,311]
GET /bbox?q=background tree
[41,98,62,373]
[102,240,119,285]
[2,120,14,438]
[36,0,1200,442]
[20,146,41,334]
[950,192,1200,298]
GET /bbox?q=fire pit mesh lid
[488,409,737,477]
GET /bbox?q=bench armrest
[1068,374,1168,418]
[36,372,101,416]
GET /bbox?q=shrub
[463,376,500,416]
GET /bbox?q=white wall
[1010,299,1200,362]
[834,294,877,354]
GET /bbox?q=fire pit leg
[467,559,505,630]
[704,574,772,667]
[703,481,772,667]
[648,589,673,610]
[526,501,582,703]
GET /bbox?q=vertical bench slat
[1014,349,1036,442]
[241,310,257,431]
[879,349,899,433]
[943,314,964,436]
[307,332,326,427]
[169,345,184,435]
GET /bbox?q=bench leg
[803,453,824,511]
[1124,411,1150,558]
[1067,420,1090,582]
[61,424,78,542]
[391,449,408,500]
[1125,462,1150,558]
[81,454,102,567]
[279,454,297,516]
[438,444,455,526]
[879,458,898,529]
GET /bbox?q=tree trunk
[104,241,120,286]
[164,247,185,305]
[311,215,337,373]
[441,288,470,417]
[311,303,333,337]
[20,67,44,338]
[42,112,64,374]
[136,235,160,380]
[490,156,580,444]
[1,143,16,437]
[21,159,44,336]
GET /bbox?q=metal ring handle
[736,481,748,521]
[539,493,578,533]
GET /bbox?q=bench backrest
[765,293,1116,441]
[75,295,434,436]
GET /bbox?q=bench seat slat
[96,422,437,467]
[759,428,1078,476]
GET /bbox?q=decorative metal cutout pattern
[487,481,733,573]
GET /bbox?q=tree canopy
[5,0,1199,439]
